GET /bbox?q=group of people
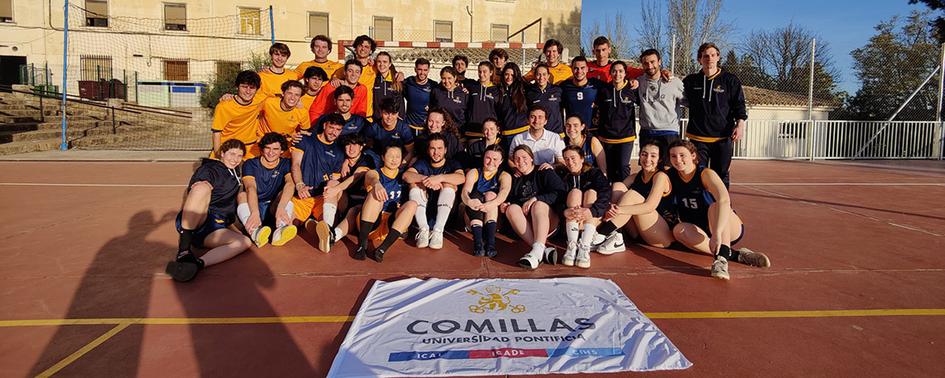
[165,33,771,283]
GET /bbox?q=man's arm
[290,149,312,199]
[401,167,427,186]
[241,176,262,232]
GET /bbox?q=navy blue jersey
[525,84,564,134]
[629,170,676,221]
[560,78,605,126]
[294,134,343,194]
[465,84,500,137]
[372,74,405,120]
[429,85,469,127]
[564,136,596,166]
[668,166,715,228]
[364,119,415,154]
[242,157,292,202]
[404,76,438,129]
[315,113,369,136]
[190,159,242,218]
[377,167,406,212]
[411,158,463,177]
[594,82,639,142]
[343,150,382,197]
[497,85,529,135]
[472,168,500,195]
[558,167,611,217]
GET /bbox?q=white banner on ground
[327,277,691,377]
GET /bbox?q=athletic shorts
[291,195,326,222]
[463,191,488,221]
[360,211,396,246]
[176,210,233,248]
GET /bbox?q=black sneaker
[473,247,485,257]
[485,246,498,258]
[353,245,367,260]
[165,260,199,282]
[372,248,386,263]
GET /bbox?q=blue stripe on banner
[546,348,625,357]
[171,86,197,93]
[389,350,470,362]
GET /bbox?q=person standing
[637,49,685,164]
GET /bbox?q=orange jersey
[294,60,343,80]
[358,64,378,119]
[260,97,311,137]
[524,62,573,84]
[258,68,298,98]
[300,91,318,112]
[308,83,368,123]
[211,95,266,145]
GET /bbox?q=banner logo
[467,285,525,314]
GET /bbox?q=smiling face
[611,64,627,85]
[355,40,373,59]
[503,68,515,86]
[335,93,353,114]
[572,60,588,81]
[237,83,257,102]
[415,63,430,82]
[426,112,445,133]
[305,76,323,92]
[311,39,331,61]
[478,65,493,84]
[528,109,547,131]
[375,54,391,75]
[344,64,362,85]
[270,51,288,68]
[536,66,551,87]
[261,141,283,164]
[564,116,584,140]
[482,149,502,173]
[345,142,363,159]
[512,149,534,173]
[427,139,446,164]
[383,146,402,169]
[562,149,584,174]
[453,59,467,75]
[281,86,302,108]
[638,144,661,172]
[642,53,661,78]
[482,120,499,141]
[220,147,244,168]
[441,71,457,89]
[381,110,398,128]
[322,122,343,143]
[491,56,506,72]
[669,145,697,173]
[544,45,561,65]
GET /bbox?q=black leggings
[601,140,635,182]
[691,138,734,188]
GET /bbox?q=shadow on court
[29,210,175,376]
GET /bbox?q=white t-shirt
[510,129,565,166]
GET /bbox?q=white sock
[565,221,579,245]
[410,187,429,230]
[580,223,596,247]
[322,202,337,227]
[334,226,344,238]
[279,201,295,228]
[530,242,544,255]
[237,202,253,231]
[432,187,456,232]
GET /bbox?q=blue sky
[581,0,926,93]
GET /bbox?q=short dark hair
[353,35,377,51]
[543,39,564,55]
[415,58,431,67]
[489,48,509,61]
[333,85,355,100]
[610,60,628,74]
[321,113,346,128]
[482,117,501,131]
[483,143,504,160]
[379,97,399,114]
[310,35,333,51]
[340,133,366,147]
[478,61,495,73]
[593,36,610,48]
[219,139,246,156]
[234,70,261,89]
[452,55,469,66]
[571,56,588,66]
[269,43,290,57]
[280,80,304,94]
[259,132,288,150]
[511,144,534,159]
[425,132,447,151]
[440,66,459,78]
[528,105,547,117]
[640,48,661,62]
[697,42,720,59]
[563,144,585,158]
[303,66,328,81]
[343,59,363,72]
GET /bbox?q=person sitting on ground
[464,117,502,169]
[500,145,567,270]
[403,133,466,250]
[558,145,611,269]
[355,145,419,262]
[237,133,298,248]
[290,114,344,248]
[666,140,771,280]
[563,115,606,175]
[462,144,512,258]
[314,133,382,253]
[166,139,251,282]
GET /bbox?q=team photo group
[165,32,773,284]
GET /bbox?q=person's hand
[539,162,554,170]
[395,71,405,83]
[467,198,483,211]
[245,212,261,234]
[732,120,746,141]
[372,183,389,202]
[296,102,305,109]
[339,161,352,178]
[296,183,313,199]
[480,201,497,212]
[330,78,342,88]
[290,132,303,144]
[709,234,721,255]
[660,68,674,82]
[323,182,341,199]
[629,79,639,90]
[604,203,620,220]
[276,208,293,227]
[522,198,537,214]
[219,93,235,102]
[575,208,592,222]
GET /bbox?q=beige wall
[0,0,579,92]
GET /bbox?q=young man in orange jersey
[524,39,572,84]
[294,35,343,80]
[300,66,328,112]
[211,70,265,159]
[258,43,297,98]
[310,59,369,122]
[259,80,311,140]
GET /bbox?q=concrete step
[0,140,62,155]
[0,124,144,143]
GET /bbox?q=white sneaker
[518,248,543,270]
[711,256,730,280]
[576,243,591,269]
[415,228,430,248]
[589,233,606,251]
[562,242,577,266]
[596,233,625,255]
[737,247,771,267]
[429,230,444,249]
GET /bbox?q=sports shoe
[473,246,486,257]
[596,232,625,255]
[485,245,498,258]
[252,226,272,248]
[372,247,386,263]
[711,256,730,280]
[562,242,577,266]
[353,245,367,260]
[590,233,606,251]
[271,225,297,247]
[737,247,771,268]
[165,260,199,282]
[576,244,591,269]
[315,221,334,253]
[415,228,430,248]
[518,248,543,270]
[429,230,444,249]
[543,247,558,265]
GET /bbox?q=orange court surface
[1,159,944,377]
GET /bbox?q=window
[0,0,13,23]
[164,3,186,31]
[308,12,328,37]
[239,7,261,35]
[434,20,452,42]
[490,24,509,42]
[373,16,392,41]
[216,61,242,78]
[80,55,113,80]
[85,0,108,27]
[164,60,189,81]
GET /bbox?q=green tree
[199,52,270,111]
[846,11,940,120]
[910,0,945,42]
[722,50,773,89]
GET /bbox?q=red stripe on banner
[337,40,349,60]
[428,42,441,48]
[398,41,413,47]
[467,348,548,359]
[508,42,522,49]
[481,42,496,49]
[455,42,468,49]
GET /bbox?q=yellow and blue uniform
[594,80,640,181]
[243,157,292,216]
[629,171,677,225]
[560,78,605,127]
[175,159,241,247]
[525,83,564,134]
[377,167,406,213]
[363,119,415,155]
[315,113,369,137]
[404,77,438,134]
[668,166,744,243]
[465,83,500,138]
[429,85,469,129]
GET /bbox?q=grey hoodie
[635,74,686,133]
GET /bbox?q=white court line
[735,182,945,186]
[0,183,185,188]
